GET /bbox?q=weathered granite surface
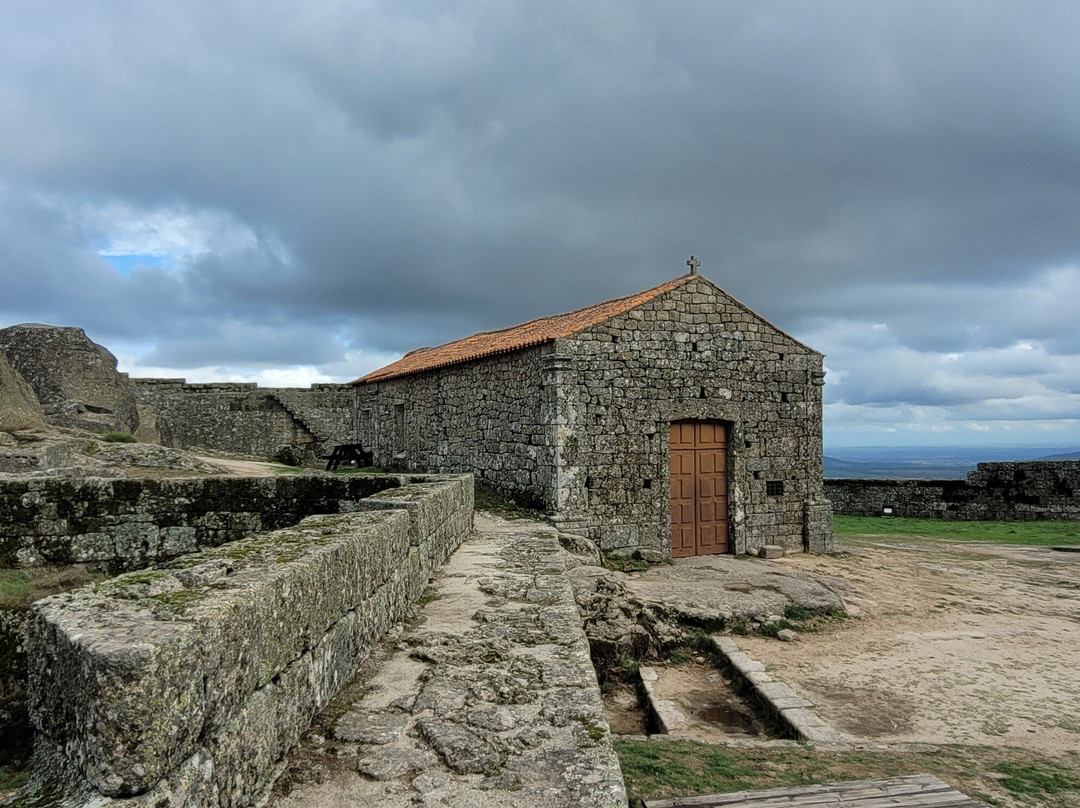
[568,552,845,667]
[827,461,1080,521]
[0,325,139,435]
[0,427,218,479]
[15,475,473,807]
[0,353,44,433]
[0,473,401,570]
[270,513,626,808]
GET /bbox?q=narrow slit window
[394,403,406,444]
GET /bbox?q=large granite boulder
[0,351,45,432]
[0,324,139,435]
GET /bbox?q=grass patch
[601,552,651,573]
[994,760,1080,800]
[0,566,104,610]
[0,763,29,796]
[616,739,1080,808]
[100,431,137,443]
[834,515,1080,546]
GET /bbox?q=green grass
[616,739,1080,808]
[0,566,104,610]
[100,431,136,443]
[0,763,29,795]
[601,552,651,573]
[834,515,1080,546]
[994,760,1080,800]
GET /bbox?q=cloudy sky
[1,1,1078,449]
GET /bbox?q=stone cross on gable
[686,255,700,275]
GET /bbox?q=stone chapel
[352,269,832,557]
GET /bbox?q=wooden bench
[323,444,373,471]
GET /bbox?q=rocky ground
[0,427,220,479]
[736,535,1080,755]
[269,513,627,808]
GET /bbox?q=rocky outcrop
[0,324,139,435]
[0,427,217,481]
[0,352,44,432]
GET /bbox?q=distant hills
[824,446,1080,480]
[1040,450,1080,461]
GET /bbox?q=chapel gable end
[572,275,821,358]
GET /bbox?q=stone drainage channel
[268,515,847,808]
[634,636,845,746]
[566,533,850,754]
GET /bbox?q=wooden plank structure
[323,443,373,471]
[642,774,984,808]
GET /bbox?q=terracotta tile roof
[355,274,695,384]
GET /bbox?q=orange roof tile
[355,274,695,384]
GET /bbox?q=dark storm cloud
[1,1,1078,442]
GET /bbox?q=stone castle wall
[25,475,473,807]
[554,276,830,556]
[132,379,353,463]
[355,346,554,508]
[0,474,399,570]
[826,461,1080,521]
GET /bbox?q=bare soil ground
[737,536,1080,755]
[192,454,291,476]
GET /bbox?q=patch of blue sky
[99,253,177,275]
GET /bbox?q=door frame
[667,419,732,557]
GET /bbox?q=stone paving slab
[269,514,627,808]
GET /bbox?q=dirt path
[737,537,1080,755]
[193,455,289,476]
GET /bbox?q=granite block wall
[0,474,398,570]
[23,474,473,807]
[355,346,554,508]
[132,379,353,463]
[554,277,830,555]
[826,461,1080,521]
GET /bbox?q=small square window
[766,480,784,497]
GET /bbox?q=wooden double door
[669,420,730,558]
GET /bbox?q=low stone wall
[826,461,1080,521]
[22,474,472,807]
[0,607,28,765]
[0,474,402,570]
